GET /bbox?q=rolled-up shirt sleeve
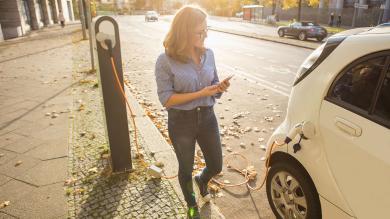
[155,55,174,106]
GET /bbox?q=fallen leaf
[216,192,224,198]
[209,184,220,193]
[88,167,98,174]
[15,160,23,167]
[0,201,10,209]
[154,161,164,168]
[64,177,77,186]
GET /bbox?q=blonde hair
[163,5,207,63]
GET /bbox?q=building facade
[0,0,75,40]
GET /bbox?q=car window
[330,56,386,111]
[374,68,390,121]
[292,22,301,27]
[302,22,316,26]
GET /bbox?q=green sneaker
[187,205,200,219]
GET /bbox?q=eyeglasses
[194,28,208,39]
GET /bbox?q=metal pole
[78,0,87,39]
[85,0,95,71]
[352,1,357,27]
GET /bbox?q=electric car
[266,26,390,219]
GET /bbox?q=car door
[319,52,390,218]
[291,22,301,36]
[286,22,297,35]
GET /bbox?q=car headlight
[294,35,346,86]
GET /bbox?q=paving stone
[0,149,18,165]
[16,157,67,186]
[0,154,41,179]
[2,136,43,154]
[0,132,24,148]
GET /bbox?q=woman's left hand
[217,80,230,93]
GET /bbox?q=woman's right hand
[200,85,220,97]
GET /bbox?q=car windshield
[147,11,157,15]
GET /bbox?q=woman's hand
[200,85,220,97]
[217,80,230,93]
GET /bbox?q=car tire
[298,32,307,41]
[266,160,321,219]
[278,29,285,37]
[316,37,324,42]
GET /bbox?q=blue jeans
[167,105,223,207]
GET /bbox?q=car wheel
[298,32,307,41]
[316,37,324,42]
[278,29,285,37]
[266,160,321,219]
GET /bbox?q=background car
[235,12,243,18]
[377,22,390,27]
[266,26,390,218]
[145,11,159,22]
[277,21,328,42]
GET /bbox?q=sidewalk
[0,23,81,218]
[0,21,225,218]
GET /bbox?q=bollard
[93,16,132,172]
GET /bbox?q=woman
[59,10,65,28]
[154,5,230,219]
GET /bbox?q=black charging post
[93,16,132,172]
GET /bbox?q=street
[118,15,312,219]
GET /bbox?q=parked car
[266,26,390,219]
[145,11,158,22]
[277,21,328,42]
[377,22,390,27]
[235,12,243,18]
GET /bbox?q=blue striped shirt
[154,48,222,110]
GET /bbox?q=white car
[145,11,159,22]
[266,26,390,218]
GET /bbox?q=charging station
[93,16,132,172]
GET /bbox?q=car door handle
[334,117,362,137]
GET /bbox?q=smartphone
[223,74,235,82]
